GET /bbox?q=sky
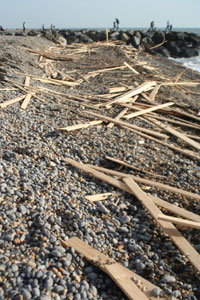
[0,0,199,30]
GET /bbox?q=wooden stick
[63,158,200,274]
[146,115,200,130]
[120,126,200,162]
[106,28,109,43]
[85,111,169,140]
[26,48,75,61]
[123,178,200,274]
[124,62,139,75]
[21,92,35,110]
[107,108,128,128]
[85,192,119,202]
[57,120,102,131]
[105,155,158,177]
[149,84,161,102]
[87,164,200,201]
[0,95,25,108]
[60,237,171,300]
[124,102,174,119]
[157,214,200,230]
[150,119,200,151]
[150,195,200,223]
[105,81,156,107]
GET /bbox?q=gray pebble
[151,287,161,297]
[162,275,176,284]
[22,289,32,300]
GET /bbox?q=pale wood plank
[157,214,200,230]
[150,119,200,151]
[0,95,25,108]
[60,237,171,300]
[107,108,128,128]
[85,192,120,202]
[87,164,200,201]
[123,178,200,273]
[105,81,156,107]
[122,125,200,162]
[58,120,102,131]
[124,102,174,120]
[149,84,161,102]
[85,111,169,140]
[150,195,200,223]
[124,62,139,74]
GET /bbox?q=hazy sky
[0,0,199,29]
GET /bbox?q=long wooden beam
[60,237,172,300]
[157,214,200,230]
[124,102,174,119]
[105,81,156,107]
[63,158,200,274]
[87,164,200,201]
[85,111,168,140]
[150,119,200,151]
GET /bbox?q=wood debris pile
[0,39,200,299]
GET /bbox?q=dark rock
[152,31,165,44]
[180,47,199,58]
[15,31,26,36]
[27,30,39,36]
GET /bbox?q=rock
[27,30,39,36]
[151,287,161,297]
[162,275,176,284]
[131,36,141,48]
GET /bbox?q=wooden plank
[149,84,161,102]
[85,192,120,202]
[105,81,156,107]
[58,120,102,131]
[123,178,200,274]
[60,237,171,300]
[150,119,200,151]
[147,115,200,130]
[21,92,35,110]
[107,108,128,128]
[87,165,200,201]
[26,48,75,61]
[0,95,25,108]
[157,214,200,230]
[105,155,159,177]
[150,195,200,223]
[124,62,139,74]
[122,124,200,162]
[124,102,174,120]
[63,158,200,275]
[85,111,169,140]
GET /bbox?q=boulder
[79,34,93,43]
[15,32,26,36]
[152,31,165,44]
[180,47,199,58]
[131,35,141,48]
[118,32,130,42]
[27,30,40,37]
[165,41,181,57]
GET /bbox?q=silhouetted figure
[0,25,4,31]
[23,21,26,32]
[166,20,171,32]
[150,21,155,31]
[42,24,45,31]
[113,21,116,30]
[115,18,119,29]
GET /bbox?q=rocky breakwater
[2,28,200,58]
[57,28,200,59]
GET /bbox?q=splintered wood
[60,237,173,300]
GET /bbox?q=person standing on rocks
[0,25,4,31]
[115,18,120,29]
[23,21,26,32]
[150,21,155,31]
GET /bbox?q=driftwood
[26,48,75,61]
[60,237,172,300]
[157,214,200,230]
[63,158,200,274]
[85,111,169,140]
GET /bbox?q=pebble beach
[0,33,200,300]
